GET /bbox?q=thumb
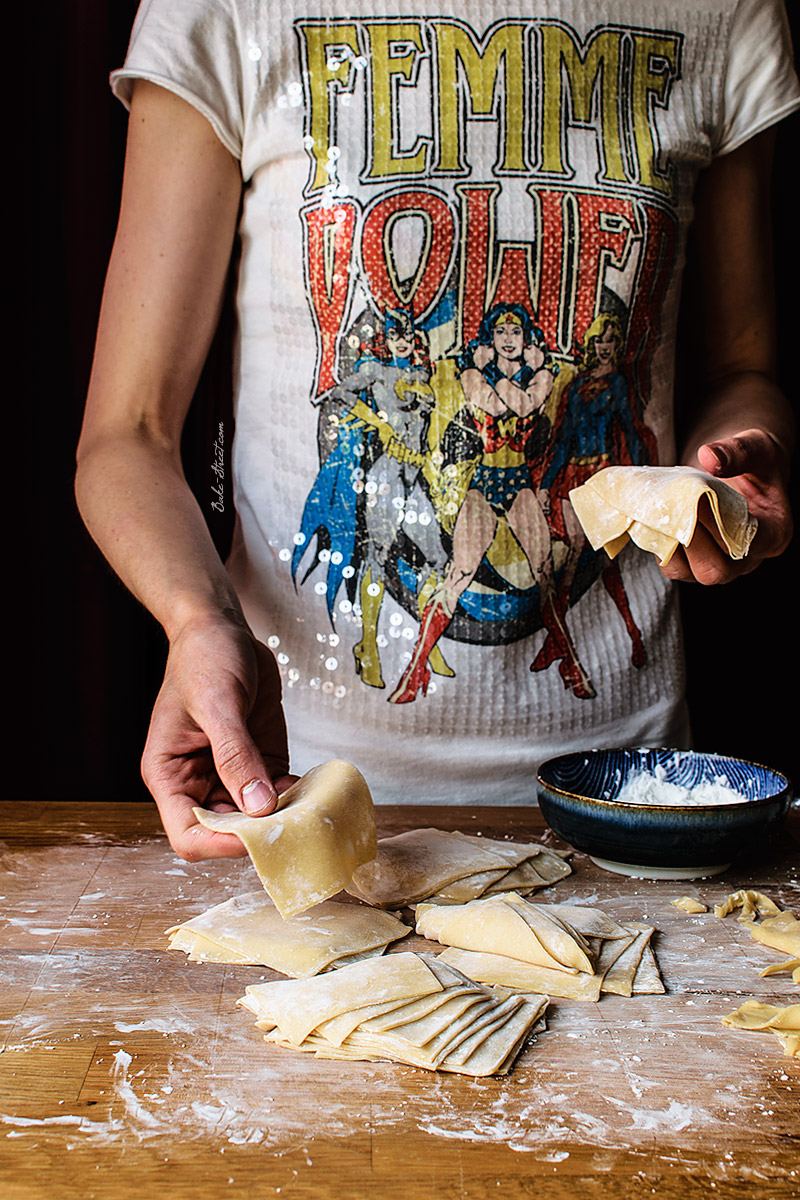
[696,429,773,479]
[207,718,279,816]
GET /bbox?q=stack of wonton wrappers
[166,894,411,976]
[415,893,664,1002]
[238,952,550,1076]
[345,827,573,905]
[569,465,757,566]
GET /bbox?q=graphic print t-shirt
[113,0,800,802]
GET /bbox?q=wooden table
[1,801,797,1199]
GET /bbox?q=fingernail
[241,779,275,815]
[710,443,729,471]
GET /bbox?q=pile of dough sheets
[416,893,664,1001]
[569,464,757,566]
[238,951,550,1076]
[346,827,572,907]
[166,894,410,976]
[170,763,670,1076]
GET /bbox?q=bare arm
[663,129,794,585]
[76,81,293,859]
[460,364,548,418]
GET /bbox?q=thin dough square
[346,828,571,908]
[238,951,549,1076]
[419,897,663,1001]
[166,893,409,976]
[569,465,757,566]
[193,759,377,918]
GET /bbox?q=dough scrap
[713,889,782,921]
[672,896,708,914]
[721,999,800,1057]
[239,951,548,1076]
[745,911,800,958]
[346,828,571,908]
[166,893,409,977]
[193,759,377,918]
[714,890,800,960]
[760,957,800,985]
[569,465,757,566]
[715,892,800,1049]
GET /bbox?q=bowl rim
[536,747,792,813]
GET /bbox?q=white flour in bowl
[613,768,749,807]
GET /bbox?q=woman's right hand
[473,344,495,370]
[141,613,297,861]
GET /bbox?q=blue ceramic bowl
[536,748,793,879]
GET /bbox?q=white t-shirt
[112,0,799,803]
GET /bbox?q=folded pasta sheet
[166,893,410,976]
[722,1000,800,1058]
[346,828,571,908]
[193,759,377,918]
[238,951,548,1076]
[417,895,663,1001]
[714,890,800,981]
[569,465,757,566]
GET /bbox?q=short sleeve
[715,0,800,155]
[110,0,245,161]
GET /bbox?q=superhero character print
[390,301,589,704]
[292,14,682,702]
[293,308,445,690]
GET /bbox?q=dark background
[12,2,798,803]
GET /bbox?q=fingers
[660,515,743,586]
[140,698,249,860]
[663,428,794,585]
[141,625,292,860]
[695,428,793,560]
[161,794,250,863]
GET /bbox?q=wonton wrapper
[416,895,594,973]
[346,828,570,908]
[166,892,409,977]
[421,897,662,1001]
[239,951,549,1076]
[194,759,376,918]
[438,947,605,1001]
[240,952,442,1044]
[569,465,757,566]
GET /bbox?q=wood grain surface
[1,801,798,1199]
